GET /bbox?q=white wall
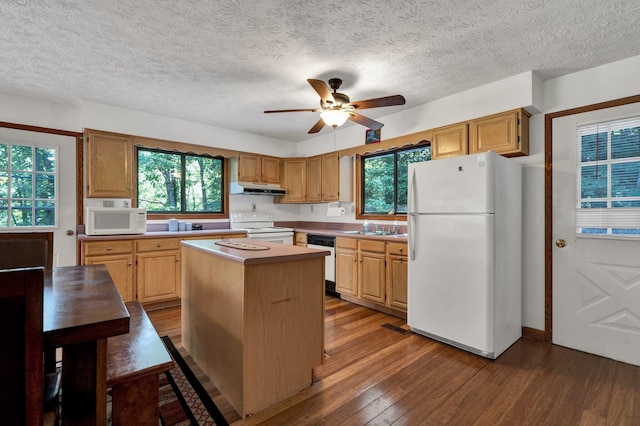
[3,55,640,331]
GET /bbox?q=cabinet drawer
[136,238,181,252]
[295,232,307,245]
[336,237,358,250]
[83,240,133,256]
[358,239,386,253]
[386,242,407,256]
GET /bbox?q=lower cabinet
[81,232,246,304]
[82,240,135,301]
[294,232,307,247]
[335,237,358,296]
[335,237,407,317]
[135,238,181,304]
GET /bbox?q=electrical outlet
[251,203,256,212]
[310,205,314,213]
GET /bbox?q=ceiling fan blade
[307,79,335,105]
[348,95,406,110]
[308,118,326,134]
[349,113,383,130]
[264,108,318,113]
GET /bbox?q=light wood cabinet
[81,233,246,305]
[320,152,340,201]
[358,240,386,305]
[335,237,358,296]
[281,158,307,202]
[136,238,181,304]
[85,129,134,198]
[306,156,322,202]
[81,240,135,301]
[386,242,408,312]
[294,232,307,247]
[431,122,468,160]
[238,153,281,184]
[469,108,531,157]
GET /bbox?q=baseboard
[522,326,547,341]
[142,298,181,311]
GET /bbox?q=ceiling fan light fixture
[320,109,350,128]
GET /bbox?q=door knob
[555,239,567,248]
[66,229,75,236]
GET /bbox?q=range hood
[229,181,286,195]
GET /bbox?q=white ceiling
[2,0,640,142]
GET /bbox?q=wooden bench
[107,300,174,425]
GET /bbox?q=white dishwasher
[306,234,338,296]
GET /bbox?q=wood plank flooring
[146,295,640,425]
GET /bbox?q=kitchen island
[180,238,329,418]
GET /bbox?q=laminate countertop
[181,238,330,265]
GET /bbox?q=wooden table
[43,265,130,425]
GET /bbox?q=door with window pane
[0,128,76,266]
[553,104,640,366]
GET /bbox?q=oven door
[246,231,294,245]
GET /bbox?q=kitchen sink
[342,230,408,237]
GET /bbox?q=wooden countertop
[181,238,330,265]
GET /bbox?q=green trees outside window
[137,147,224,214]
[0,143,56,227]
[362,145,431,215]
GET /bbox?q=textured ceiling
[1,0,640,141]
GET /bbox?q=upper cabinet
[469,109,531,157]
[320,152,340,201]
[306,156,322,202]
[281,158,307,203]
[85,129,134,198]
[238,153,281,184]
[431,123,469,160]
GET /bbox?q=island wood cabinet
[335,237,407,317]
[81,232,246,304]
[386,242,408,312]
[431,122,469,160]
[237,153,281,184]
[85,129,134,198]
[469,108,531,157]
[335,237,358,296]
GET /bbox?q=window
[361,145,431,216]
[0,142,57,228]
[576,116,640,236]
[137,147,224,214]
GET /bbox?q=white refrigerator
[407,151,522,359]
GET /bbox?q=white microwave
[85,207,147,235]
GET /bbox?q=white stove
[230,212,294,244]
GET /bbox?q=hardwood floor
[147,295,640,425]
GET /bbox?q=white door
[0,127,77,266]
[552,103,640,366]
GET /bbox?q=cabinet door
[306,156,322,202]
[321,152,340,201]
[260,155,281,183]
[336,248,358,295]
[386,255,408,311]
[84,254,135,302]
[358,251,386,304]
[85,130,133,198]
[136,250,181,303]
[431,123,468,160]
[294,232,307,247]
[469,109,530,156]
[282,159,307,202]
[238,153,261,182]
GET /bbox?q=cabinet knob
[399,247,403,252]
[157,243,162,247]
[107,246,112,251]
[127,263,132,266]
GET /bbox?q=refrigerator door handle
[409,169,417,261]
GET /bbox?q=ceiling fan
[264,78,406,134]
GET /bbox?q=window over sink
[359,144,431,219]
